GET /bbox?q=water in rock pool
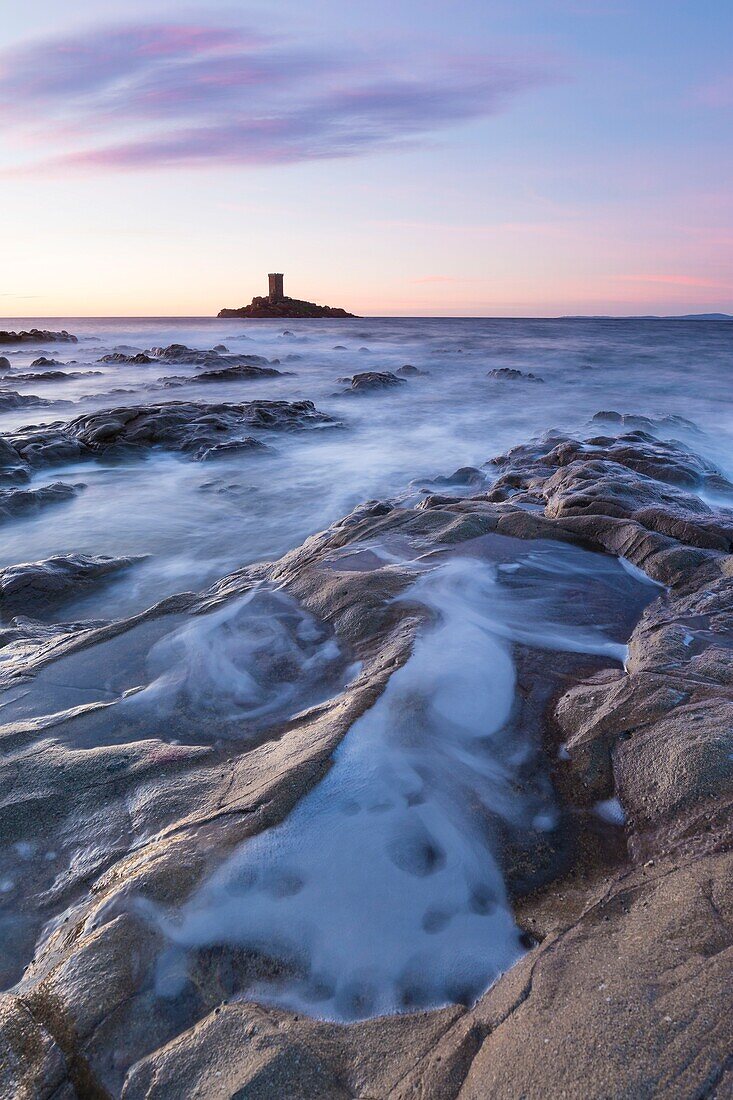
[1,315,731,1017]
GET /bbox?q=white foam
[120,585,344,736]
[152,554,632,1021]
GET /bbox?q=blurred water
[1,315,731,617]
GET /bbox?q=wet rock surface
[159,363,286,387]
[0,330,78,345]
[0,481,83,522]
[1,418,732,1098]
[99,353,155,365]
[149,344,272,369]
[0,392,55,411]
[337,370,407,394]
[7,370,103,384]
[488,367,545,382]
[0,399,337,470]
[0,554,144,614]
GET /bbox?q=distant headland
[218,273,356,319]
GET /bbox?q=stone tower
[268,273,284,303]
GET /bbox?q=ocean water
[1,315,732,620]
[1,316,731,1013]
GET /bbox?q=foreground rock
[0,330,77,345]
[0,399,336,470]
[1,418,732,1098]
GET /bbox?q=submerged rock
[488,367,544,382]
[0,357,11,373]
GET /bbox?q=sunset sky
[2,0,732,317]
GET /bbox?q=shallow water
[1,316,732,619]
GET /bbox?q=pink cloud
[0,19,554,174]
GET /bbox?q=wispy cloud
[0,18,554,174]
[614,274,732,289]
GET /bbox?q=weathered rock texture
[1,420,732,1098]
[0,399,336,471]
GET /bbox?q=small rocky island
[218,273,356,319]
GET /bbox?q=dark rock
[429,466,485,488]
[2,400,336,468]
[219,297,355,319]
[195,438,270,461]
[0,482,82,520]
[0,357,11,373]
[99,352,155,365]
[160,363,286,387]
[30,357,63,369]
[0,329,77,345]
[149,344,271,370]
[337,371,406,394]
[0,392,54,411]
[397,364,429,377]
[9,370,103,383]
[488,367,544,383]
[0,554,144,612]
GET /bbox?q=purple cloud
[0,19,553,173]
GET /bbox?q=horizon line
[1,312,731,322]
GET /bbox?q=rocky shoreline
[1,414,732,1098]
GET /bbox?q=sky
[1,0,732,317]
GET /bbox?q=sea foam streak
[151,552,628,1020]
